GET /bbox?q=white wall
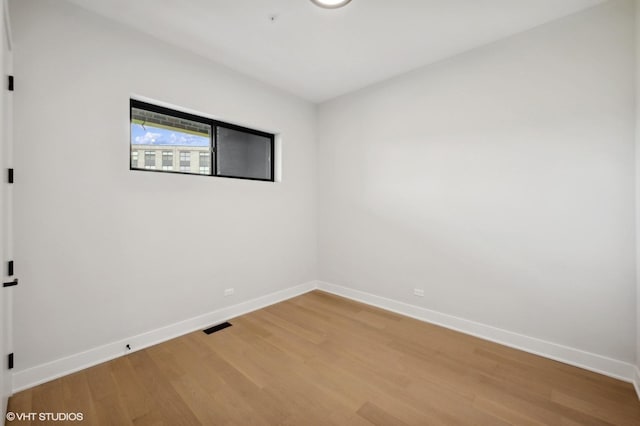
[10,0,317,372]
[318,0,636,363]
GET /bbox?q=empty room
[1,0,640,424]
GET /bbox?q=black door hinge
[7,168,13,184]
[8,353,13,370]
[7,260,13,276]
[8,75,13,91]
[3,278,18,288]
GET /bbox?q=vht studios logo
[6,411,84,422]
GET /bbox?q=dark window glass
[216,126,273,181]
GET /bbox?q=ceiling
[65,0,605,103]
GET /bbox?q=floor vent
[203,322,232,335]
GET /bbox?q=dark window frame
[129,99,275,182]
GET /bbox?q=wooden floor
[7,291,640,425]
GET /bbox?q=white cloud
[135,132,162,144]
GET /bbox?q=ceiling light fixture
[310,0,352,9]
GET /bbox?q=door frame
[1,0,13,416]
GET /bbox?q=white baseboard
[12,279,639,400]
[317,281,637,385]
[12,281,318,393]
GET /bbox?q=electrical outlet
[224,288,235,296]
[414,288,425,297]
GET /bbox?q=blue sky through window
[131,124,209,147]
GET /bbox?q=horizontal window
[130,99,274,182]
